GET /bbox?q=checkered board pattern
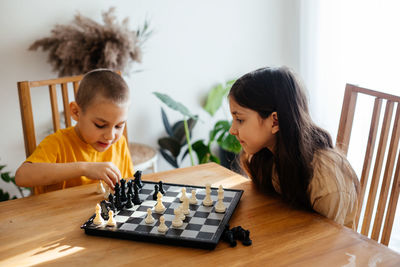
[81,181,243,250]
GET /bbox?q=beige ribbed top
[272,149,359,229]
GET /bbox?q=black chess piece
[108,194,116,212]
[114,182,121,198]
[231,226,245,241]
[100,200,111,220]
[222,224,237,247]
[133,183,142,205]
[134,170,143,188]
[120,179,127,202]
[114,188,124,210]
[127,180,133,197]
[158,181,165,194]
[153,184,159,200]
[242,230,252,246]
[125,193,134,209]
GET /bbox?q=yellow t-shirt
[26,127,134,194]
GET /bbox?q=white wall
[0,0,300,197]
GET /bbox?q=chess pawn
[93,204,105,226]
[172,208,183,227]
[178,206,185,221]
[180,187,188,202]
[154,191,166,213]
[107,210,116,227]
[97,181,106,194]
[202,183,213,206]
[215,185,226,213]
[145,208,155,224]
[158,216,168,233]
[182,197,190,215]
[189,189,198,204]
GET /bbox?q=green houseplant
[153,93,198,168]
[191,80,241,168]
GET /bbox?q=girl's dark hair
[229,66,333,210]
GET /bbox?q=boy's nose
[104,129,115,140]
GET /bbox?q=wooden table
[1,163,399,266]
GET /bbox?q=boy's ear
[70,101,80,122]
[271,112,279,134]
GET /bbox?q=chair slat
[355,98,382,228]
[371,103,400,241]
[73,81,79,98]
[61,83,71,127]
[381,149,400,245]
[361,100,394,237]
[336,84,358,155]
[17,81,37,158]
[49,84,61,132]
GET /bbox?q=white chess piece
[158,216,168,233]
[154,191,166,213]
[180,187,188,202]
[107,210,117,226]
[189,189,198,204]
[178,206,185,221]
[172,208,183,227]
[93,204,105,226]
[182,197,190,215]
[202,183,213,206]
[97,181,106,194]
[103,184,110,199]
[145,208,155,224]
[215,185,226,213]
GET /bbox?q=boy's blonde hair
[76,69,130,111]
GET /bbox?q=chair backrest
[336,83,400,246]
[17,73,128,158]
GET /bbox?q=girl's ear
[271,112,279,134]
[70,101,80,122]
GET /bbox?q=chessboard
[81,181,243,250]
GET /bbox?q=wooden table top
[1,163,399,266]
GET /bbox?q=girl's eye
[115,124,123,129]
[95,123,105,129]
[236,119,243,124]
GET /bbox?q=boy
[15,69,134,194]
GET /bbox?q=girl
[229,66,359,228]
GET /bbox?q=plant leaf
[172,117,198,146]
[0,189,10,202]
[161,108,173,137]
[158,137,181,157]
[1,172,11,183]
[153,92,197,119]
[159,149,179,168]
[203,80,236,116]
[191,140,211,164]
[0,165,5,171]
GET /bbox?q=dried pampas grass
[29,7,151,77]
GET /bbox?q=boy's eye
[94,123,105,129]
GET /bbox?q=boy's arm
[15,161,121,189]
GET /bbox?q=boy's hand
[83,162,121,189]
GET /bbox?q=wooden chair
[336,83,400,245]
[17,74,157,180]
